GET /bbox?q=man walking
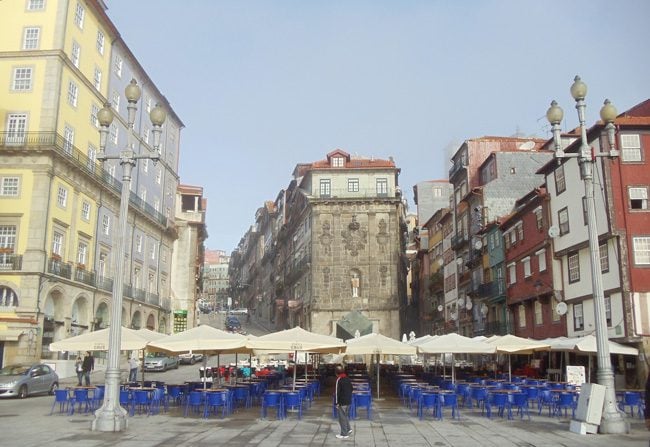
[82,351,94,386]
[335,365,353,439]
[128,355,139,383]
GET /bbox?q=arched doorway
[146,313,155,330]
[159,315,167,333]
[95,302,109,330]
[42,289,65,359]
[131,311,142,329]
[71,296,90,336]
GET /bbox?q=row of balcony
[0,132,169,228]
[438,317,512,337]
[44,258,170,310]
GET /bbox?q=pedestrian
[74,356,83,386]
[128,355,139,383]
[334,365,353,439]
[82,351,94,386]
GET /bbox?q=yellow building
[0,0,180,368]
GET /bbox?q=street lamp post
[92,79,166,432]
[546,76,627,434]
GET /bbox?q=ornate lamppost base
[91,406,129,432]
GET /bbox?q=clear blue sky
[107,0,650,253]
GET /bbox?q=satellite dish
[466,300,473,310]
[457,297,465,307]
[548,225,560,238]
[474,240,483,250]
[556,302,568,316]
[437,304,443,312]
[480,304,489,316]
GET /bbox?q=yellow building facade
[0,0,180,369]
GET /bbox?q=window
[102,215,110,235]
[632,237,650,265]
[71,41,80,67]
[0,177,20,196]
[518,304,526,328]
[599,242,609,273]
[107,164,116,178]
[148,272,155,292]
[376,178,388,196]
[98,252,107,278]
[573,303,584,331]
[537,249,547,272]
[155,167,162,185]
[27,0,45,10]
[77,241,87,265]
[74,2,84,28]
[153,198,160,213]
[23,27,40,49]
[347,178,359,192]
[149,243,156,261]
[6,114,27,143]
[93,67,102,90]
[113,55,122,77]
[52,231,64,256]
[90,104,99,127]
[87,144,96,170]
[522,257,531,278]
[81,201,90,220]
[621,134,642,162]
[140,187,147,203]
[516,223,523,241]
[534,301,543,325]
[56,185,67,207]
[558,207,570,235]
[63,125,74,153]
[604,296,612,327]
[67,80,78,106]
[508,263,516,285]
[629,187,648,210]
[109,123,118,144]
[145,96,152,113]
[142,158,148,173]
[332,157,344,167]
[133,267,141,289]
[143,127,150,144]
[161,247,167,263]
[112,90,120,112]
[319,179,331,197]
[554,165,566,194]
[0,226,17,251]
[133,234,142,253]
[568,252,580,283]
[96,30,104,54]
[535,207,543,230]
[12,67,32,91]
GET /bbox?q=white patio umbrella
[417,333,495,382]
[246,326,346,390]
[49,326,150,352]
[148,325,250,388]
[486,335,550,381]
[345,333,416,398]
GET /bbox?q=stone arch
[0,285,19,307]
[42,287,66,359]
[131,310,142,329]
[146,313,156,330]
[70,295,91,336]
[95,301,109,329]
[159,315,167,333]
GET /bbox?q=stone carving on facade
[379,265,388,287]
[319,221,333,255]
[376,218,390,252]
[341,215,366,257]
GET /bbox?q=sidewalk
[3,386,648,447]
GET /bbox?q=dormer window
[332,157,344,167]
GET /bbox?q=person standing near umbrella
[128,355,139,383]
[334,365,353,439]
[82,351,94,386]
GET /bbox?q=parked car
[144,352,179,371]
[225,316,242,333]
[0,363,59,398]
[230,308,248,315]
[178,351,204,365]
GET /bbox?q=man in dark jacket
[335,365,353,439]
[82,351,94,386]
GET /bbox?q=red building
[500,187,567,339]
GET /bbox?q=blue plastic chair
[184,391,205,417]
[418,393,438,420]
[409,387,422,412]
[537,389,555,416]
[205,391,229,419]
[166,385,185,407]
[619,391,643,418]
[438,393,460,420]
[261,392,283,420]
[353,392,372,420]
[524,386,539,408]
[510,392,530,420]
[150,388,167,414]
[119,389,131,413]
[91,386,104,411]
[50,389,71,415]
[233,386,251,410]
[284,391,302,419]
[470,387,488,414]
[131,389,153,416]
[554,392,576,418]
[70,388,91,415]
[486,393,509,419]
[455,383,471,408]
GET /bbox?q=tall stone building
[202,249,230,312]
[230,149,408,339]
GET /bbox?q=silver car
[144,352,179,371]
[0,364,59,398]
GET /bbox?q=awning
[0,329,23,341]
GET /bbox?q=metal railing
[48,258,72,279]
[74,267,96,286]
[0,253,22,271]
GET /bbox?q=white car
[178,351,204,365]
